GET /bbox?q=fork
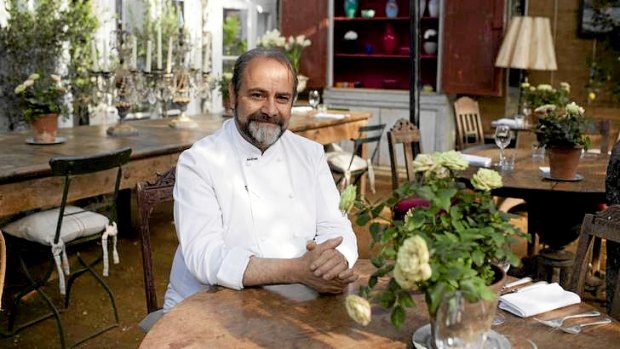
[560,318,612,334]
[533,310,601,328]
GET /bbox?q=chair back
[387,118,422,190]
[0,230,5,309]
[136,167,176,314]
[454,96,485,150]
[568,205,620,320]
[349,123,387,169]
[585,119,610,154]
[49,148,132,246]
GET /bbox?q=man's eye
[276,96,290,103]
[250,92,264,99]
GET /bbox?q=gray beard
[247,120,283,149]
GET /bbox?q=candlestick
[103,39,109,72]
[131,35,137,70]
[146,40,152,73]
[157,24,162,70]
[91,40,99,71]
[166,36,173,74]
[202,33,211,73]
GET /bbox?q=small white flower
[28,73,40,80]
[433,150,468,171]
[565,101,584,115]
[412,154,434,173]
[394,236,432,289]
[471,168,502,191]
[560,82,570,92]
[534,104,556,114]
[14,84,26,94]
[23,79,34,87]
[537,84,553,91]
[345,295,371,326]
[51,74,61,82]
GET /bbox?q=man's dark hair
[231,47,298,101]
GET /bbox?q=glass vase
[344,0,358,18]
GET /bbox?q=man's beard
[237,111,285,149]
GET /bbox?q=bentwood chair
[135,167,176,315]
[1,147,131,348]
[568,205,620,320]
[326,123,387,196]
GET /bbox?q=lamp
[495,16,557,115]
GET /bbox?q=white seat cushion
[326,151,368,173]
[3,205,109,244]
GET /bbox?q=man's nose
[261,97,278,116]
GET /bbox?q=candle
[157,24,162,70]
[91,40,99,71]
[193,36,200,70]
[131,35,137,71]
[166,36,173,74]
[202,33,211,73]
[145,40,152,73]
[102,39,109,72]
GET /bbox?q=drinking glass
[309,90,321,110]
[494,125,512,168]
[491,260,511,326]
[434,291,491,349]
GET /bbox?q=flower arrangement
[344,151,526,328]
[520,80,571,109]
[14,73,67,123]
[534,102,591,150]
[257,29,311,73]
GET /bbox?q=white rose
[412,154,434,173]
[23,79,34,87]
[28,73,40,80]
[534,104,556,114]
[434,150,468,171]
[471,168,503,191]
[537,84,553,91]
[339,185,357,214]
[14,84,26,94]
[345,295,372,326]
[560,82,570,92]
[565,102,584,116]
[394,236,432,289]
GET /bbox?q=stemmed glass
[494,125,512,168]
[308,90,321,110]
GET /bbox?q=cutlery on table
[560,318,612,334]
[533,310,601,328]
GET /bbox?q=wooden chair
[568,205,620,320]
[0,230,5,310]
[1,148,131,348]
[326,123,387,196]
[387,118,422,190]
[454,96,486,150]
[135,167,176,315]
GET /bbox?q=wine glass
[308,90,321,110]
[494,125,512,168]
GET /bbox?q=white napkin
[292,106,313,114]
[492,118,518,128]
[460,153,492,167]
[538,167,550,176]
[499,282,581,317]
[315,112,348,120]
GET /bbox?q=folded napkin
[539,167,550,176]
[314,112,348,120]
[292,106,313,114]
[460,153,492,168]
[499,282,581,317]
[492,118,518,128]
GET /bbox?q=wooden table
[463,148,608,255]
[140,260,620,349]
[0,112,370,218]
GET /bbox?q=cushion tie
[51,240,70,295]
[101,222,119,277]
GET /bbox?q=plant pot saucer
[412,323,511,349]
[541,173,583,182]
[25,136,65,145]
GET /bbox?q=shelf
[334,16,410,21]
[420,54,438,59]
[335,53,409,59]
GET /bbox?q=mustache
[248,112,280,124]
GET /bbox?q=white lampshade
[495,16,557,71]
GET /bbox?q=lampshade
[495,16,557,71]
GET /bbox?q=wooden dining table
[462,147,608,256]
[140,259,620,349]
[0,111,370,219]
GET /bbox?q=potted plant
[14,73,67,143]
[534,102,591,180]
[342,151,526,338]
[257,29,311,93]
[211,72,233,115]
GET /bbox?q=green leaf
[391,305,406,329]
[379,290,397,308]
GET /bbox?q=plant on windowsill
[343,151,527,333]
[211,72,233,115]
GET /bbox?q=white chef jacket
[163,119,358,310]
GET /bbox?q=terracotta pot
[31,113,59,143]
[547,147,581,180]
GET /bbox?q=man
[163,48,359,311]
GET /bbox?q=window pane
[223,9,248,56]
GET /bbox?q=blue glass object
[385,0,399,18]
